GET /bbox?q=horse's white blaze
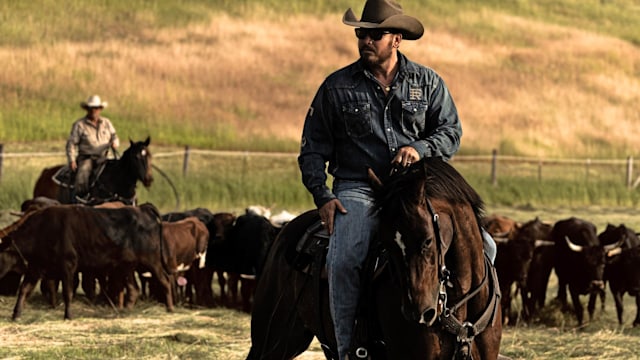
[141,149,147,156]
[394,231,407,257]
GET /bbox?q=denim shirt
[298,52,462,208]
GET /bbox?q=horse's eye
[421,238,433,255]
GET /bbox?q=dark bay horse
[33,137,153,205]
[247,157,502,359]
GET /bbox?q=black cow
[517,218,554,321]
[207,211,280,312]
[598,224,640,326]
[0,203,174,320]
[495,217,552,325]
[550,217,621,325]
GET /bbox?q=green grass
[2,146,640,214]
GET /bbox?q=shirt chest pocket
[401,100,428,133]
[342,102,372,138]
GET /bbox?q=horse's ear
[368,168,383,190]
[144,136,150,146]
[129,138,134,147]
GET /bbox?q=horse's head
[370,162,443,326]
[371,157,486,327]
[124,136,153,187]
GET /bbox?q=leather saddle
[289,220,330,277]
[52,162,107,190]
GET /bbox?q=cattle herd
[2,199,640,329]
[0,197,292,320]
[486,214,640,328]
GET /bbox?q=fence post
[586,158,591,183]
[0,143,3,182]
[627,156,633,188]
[538,160,542,182]
[182,145,190,177]
[491,149,497,187]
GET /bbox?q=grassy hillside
[0,0,638,157]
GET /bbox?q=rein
[425,198,501,360]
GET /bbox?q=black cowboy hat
[342,0,424,40]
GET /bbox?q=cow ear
[368,168,383,190]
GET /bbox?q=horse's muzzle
[143,176,154,187]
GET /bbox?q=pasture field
[2,206,640,359]
[1,2,640,358]
[0,1,638,158]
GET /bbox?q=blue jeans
[327,181,378,360]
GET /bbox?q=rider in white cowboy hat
[298,1,496,358]
[66,94,120,202]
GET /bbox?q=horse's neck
[97,159,137,197]
[445,210,487,305]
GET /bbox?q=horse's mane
[373,157,485,223]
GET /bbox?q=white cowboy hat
[81,95,108,109]
[342,0,424,40]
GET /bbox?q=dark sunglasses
[355,28,393,41]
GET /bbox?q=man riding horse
[297,1,498,358]
[66,94,120,203]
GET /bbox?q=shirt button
[386,128,391,132]
[391,148,396,152]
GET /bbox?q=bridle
[423,198,501,359]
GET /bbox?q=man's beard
[359,44,393,67]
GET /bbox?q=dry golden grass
[1,11,638,156]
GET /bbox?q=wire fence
[1,145,638,188]
[2,145,640,213]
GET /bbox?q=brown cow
[483,214,521,242]
[0,203,174,320]
[145,216,209,305]
[161,209,236,307]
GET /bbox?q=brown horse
[247,157,502,360]
[33,137,153,204]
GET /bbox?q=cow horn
[493,230,511,238]
[565,236,583,252]
[607,247,623,257]
[603,238,625,252]
[535,239,555,247]
[492,236,509,243]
